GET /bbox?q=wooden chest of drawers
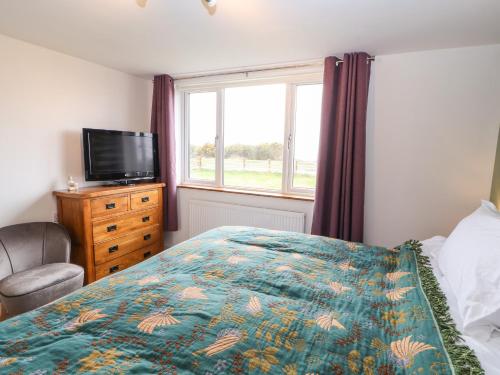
[54,183,165,284]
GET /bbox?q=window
[224,84,286,190]
[181,72,323,196]
[291,84,323,190]
[188,92,217,182]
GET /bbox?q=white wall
[168,44,500,248]
[365,44,500,247]
[0,34,152,227]
[2,33,498,248]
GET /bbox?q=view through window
[224,84,286,190]
[188,91,216,182]
[293,84,323,189]
[185,79,323,195]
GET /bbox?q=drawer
[92,208,159,244]
[95,243,161,280]
[94,225,161,265]
[130,189,159,210]
[91,194,129,218]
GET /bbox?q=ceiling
[0,0,499,78]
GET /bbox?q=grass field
[191,169,316,190]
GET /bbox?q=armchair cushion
[0,263,83,317]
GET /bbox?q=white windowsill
[177,184,315,202]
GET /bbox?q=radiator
[188,200,305,237]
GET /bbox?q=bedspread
[0,226,482,374]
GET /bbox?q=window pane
[224,84,286,190]
[188,92,216,181]
[293,84,323,189]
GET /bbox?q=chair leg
[0,303,4,322]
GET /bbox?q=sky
[189,83,322,161]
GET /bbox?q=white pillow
[421,236,447,266]
[438,200,500,337]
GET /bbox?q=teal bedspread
[0,227,481,374]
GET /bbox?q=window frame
[178,69,323,197]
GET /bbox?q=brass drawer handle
[108,245,119,253]
[105,203,116,210]
[141,196,150,203]
[107,225,117,232]
[142,216,150,223]
[143,234,151,241]
[143,251,152,259]
[109,265,119,273]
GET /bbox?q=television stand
[53,182,165,284]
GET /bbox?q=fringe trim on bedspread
[404,240,485,375]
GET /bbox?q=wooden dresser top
[53,182,165,199]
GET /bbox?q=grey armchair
[0,222,84,318]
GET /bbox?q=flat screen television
[83,128,159,183]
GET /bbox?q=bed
[0,226,483,374]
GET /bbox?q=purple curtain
[311,53,372,242]
[151,74,178,231]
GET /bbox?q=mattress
[422,236,500,374]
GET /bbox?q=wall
[168,44,500,248]
[0,34,152,227]
[2,33,498,247]
[365,44,500,246]
[489,129,500,206]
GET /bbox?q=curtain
[311,53,372,242]
[151,74,178,231]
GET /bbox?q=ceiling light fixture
[135,0,217,9]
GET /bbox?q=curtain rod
[336,56,375,66]
[165,56,375,82]
[172,61,323,81]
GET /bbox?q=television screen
[83,128,159,182]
